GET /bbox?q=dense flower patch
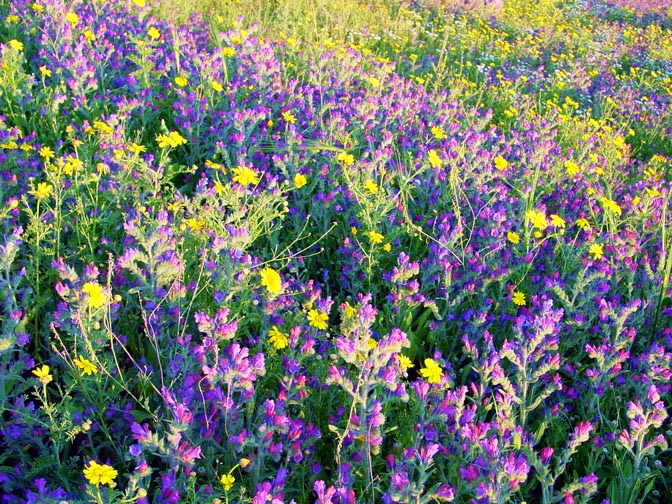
[0,0,670,502]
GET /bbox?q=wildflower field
[1,0,671,502]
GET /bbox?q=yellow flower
[74,355,98,376]
[28,182,53,200]
[148,27,160,40]
[93,121,113,135]
[564,160,580,176]
[39,66,52,78]
[427,149,441,169]
[512,290,526,306]
[282,111,297,124]
[32,3,44,13]
[307,309,329,330]
[589,243,604,260]
[494,155,509,171]
[8,39,23,51]
[174,76,188,87]
[419,358,443,384]
[269,325,288,350]
[132,0,146,7]
[65,12,79,25]
[83,460,118,487]
[185,218,205,231]
[211,80,223,92]
[220,473,235,491]
[575,217,591,231]
[397,354,414,370]
[342,302,357,319]
[599,197,622,216]
[293,173,307,188]
[82,282,106,309]
[525,209,548,231]
[260,267,282,295]
[222,46,235,58]
[6,15,20,23]
[336,152,354,166]
[156,131,187,149]
[83,30,96,42]
[129,143,146,155]
[32,365,53,385]
[506,231,520,244]
[368,231,384,244]
[550,214,566,229]
[232,166,260,187]
[430,126,446,140]
[383,242,392,252]
[364,179,378,194]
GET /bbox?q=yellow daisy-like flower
[293,173,307,188]
[6,14,19,23]
[132,0,146,7]
[156,131,187,149]
[74,355,98,376]
[260,267,282,295]
[185,218,205,231]
[564,160,580,176]
[232,166,260,187]
[8,39,24,51]
[550,214,566,229]
[222,46,235,58]
[427,149,441,169]
[342,302,357,319]
[525,209,548,231]
[589,243,604,260]
[83,460,118,487]
[211,80,223,92]
[512,290,526,306]
[506,231,520,244]
[336,152,355,166]
[32,365,53,385]
[397,354,414,370]
[494,155,509,171]
[430,126,446,140]
[269,325,288,350]
[28,182,53,200]
[307,309,329,330]
[65,12,79,25]
[220,473,235,491]
[82,282,106,309]
[419,358,443,385]
[282,111,297,124]
[599,196,622,216]
[32,3,45,13]
[364,179,378,195]
[174,76,188,87]
[368,231,384,244]
[147,27,160,40]
[575,217,591,231]
[39,66,52,78]
[39,146,55,160]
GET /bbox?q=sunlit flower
[564,160,580,176]
[6,14,19,23]
[222,46,235,58]
[525,208,548,231]
[550,214,566,229]
[576,218,591,231]
[220,473,235,491]
[269,326,288,350]
[211,80,223,92]
[589,243,604,260]
[185,218,205,231]
[83,460,118,487]
[419,358,443,384]
[430,126,445,140]
[8,39,23,51]
[427,149,441,169]
[293,173,307,188]
[28,182,52,200]
[336,152,354,166]
[260,267,282,295]
[282,111,297,124]
[83,30,96,41]
[368,231,384,244]
[39,146,55,160]
[132,0,146,7]
[74,355,98,376]
[156,131,187,149]
[364,179,378,194]
[507,231,520,244]
[307,309,329,330]
[599,196,622,216]
[512,290,526,306]
[129,143,146,155]
[494,155,509,171]
[65,12,80,25]
[39,65,52,78]
[397,354,414,370]
[32,365,53,385]
[148,27,160,40]
[32,3,44,13]
[232,166,260,187]
[82,282,106,309]
[174,76,188,87]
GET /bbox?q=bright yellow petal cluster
[156,131,187,149]
[512,290,526,306]
[307,309,329,330]
[260,267,282,295]
[427,149,441,168]
[525,209,548,231]
[419,358,443,384]
[75,355,98,375]
[83,461,118,487]
[32,365,53,385]
[220,473,235,491]
[494,155,509,171]
[29,182,53,200]
[82,282,106,309]
[232,166,260,187]
[269,326,288,350]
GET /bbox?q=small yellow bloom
[364,179,378,195]
[269,325,288,350]
[430,126,446,140]
[8,39,23,51]
[32,3,44,13]
[185,218,205,231]
[82,282,106,309]
[74,355,98,376]
[211,80,223,92]
[427,149,441,169]
[293,173,307,188]
[282,111,297,124]
[494,155,509,171]
[599,197,622,216]
[368,231,384,244]
[550,214,566,229]
[6,15,19,24]
[132,0,146,7]
[83,30,96,41]
[222,47,235,58]
[342,302,357,319]
[419,358,443,384]
[83,460,118,487]
[383,242,392,252]
[232,166,260,187]
[148,27,160,40]
[174,76,188,87]
[589,243,604,260]
[507,231,520,244]
[28,182,53,200]
[526,209,548,231]
[129,143,146,155]
[575,218,591,231]
[564,160,580,176]
[336,152,354,166]
[397,354,414,370]
[32,365,53,385]
[65,12,80,25]
[512,290,526,306]
[220,473,235,491]
[307,309,329,330]
[260,267,282,295]
[39,66,52,78]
